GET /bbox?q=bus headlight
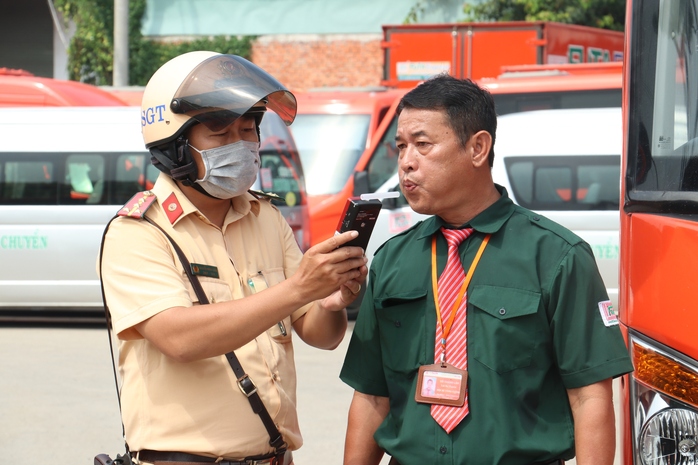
[640,408,698,464]
[630,332,698,465]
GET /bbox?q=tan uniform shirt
[100,174,311,459]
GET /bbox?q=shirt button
[532,216,540,221]
[394,320,401,328]
[499,308,506,315]
[440,446,447,454]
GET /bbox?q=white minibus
[0,106,308,320]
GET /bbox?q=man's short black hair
[397,74,497,166]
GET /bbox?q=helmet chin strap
[150,139,196,181]
[170,143,199,186]
[170,140,219,198]
[188,179,218,198]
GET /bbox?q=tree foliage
[405,0,625,31]
[462,0,626,31]
[405,0,455,24]
[53,0,255,85]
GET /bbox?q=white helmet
[141,51,296,185]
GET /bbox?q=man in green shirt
[340,75,633,465]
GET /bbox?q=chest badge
[191,263,219,279]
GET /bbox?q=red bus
[291,88,405,246]
[620,0,698,463]
[0,68,126,107]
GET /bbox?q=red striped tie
[431,227,473,433]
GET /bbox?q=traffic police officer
[99,51,367,465]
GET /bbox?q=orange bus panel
[469,29,539,80]
[382,21,624,88]
[620,213,698,361]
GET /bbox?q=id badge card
[415,363,467,407]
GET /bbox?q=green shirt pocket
[376,291,428,374]
[469,285,542,374]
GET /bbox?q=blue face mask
[189,140,260,199]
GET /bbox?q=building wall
[251,34,384,92]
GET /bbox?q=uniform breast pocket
[247,267,286,293]
[247,268,292,343]
[376,292,427,374]
[469,285,542,374]
[184,276,232,305]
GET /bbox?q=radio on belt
[336,191,399,250]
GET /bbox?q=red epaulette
[118,191,157,219]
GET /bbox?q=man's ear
[469,130,493,168]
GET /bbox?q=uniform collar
[232,192,261,217]
[151,173,261,226]
[418,184,515,239]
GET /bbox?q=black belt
[137,450,286,465]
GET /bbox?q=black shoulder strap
[141,218,287,452]
[99,214,286,453]
[98,215,130,458]
[142,218,207,303]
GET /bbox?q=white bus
[0,106,308,320]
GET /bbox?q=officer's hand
[293,231,367,303]
[321,272,368,312]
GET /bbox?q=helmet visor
[170,55,297,130]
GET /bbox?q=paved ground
[0,322,621,464]
[0,322,383,465]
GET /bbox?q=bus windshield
[291,114,371,196]
[627,0,698,209]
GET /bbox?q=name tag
[415,363,467,407]
[190,263,219,279]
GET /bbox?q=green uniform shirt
[340,186,633,465]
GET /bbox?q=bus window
[627,0,698,202]
[258,112,306,209]
[0,152,153,206]
[145,163,159,191]
[66,154,104,204]
[493,89,622,115]
[113,154,147,204]
[505,155,620,210]
[291,113,370,196]
[366,115,399,193]
[1,159,56,204]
